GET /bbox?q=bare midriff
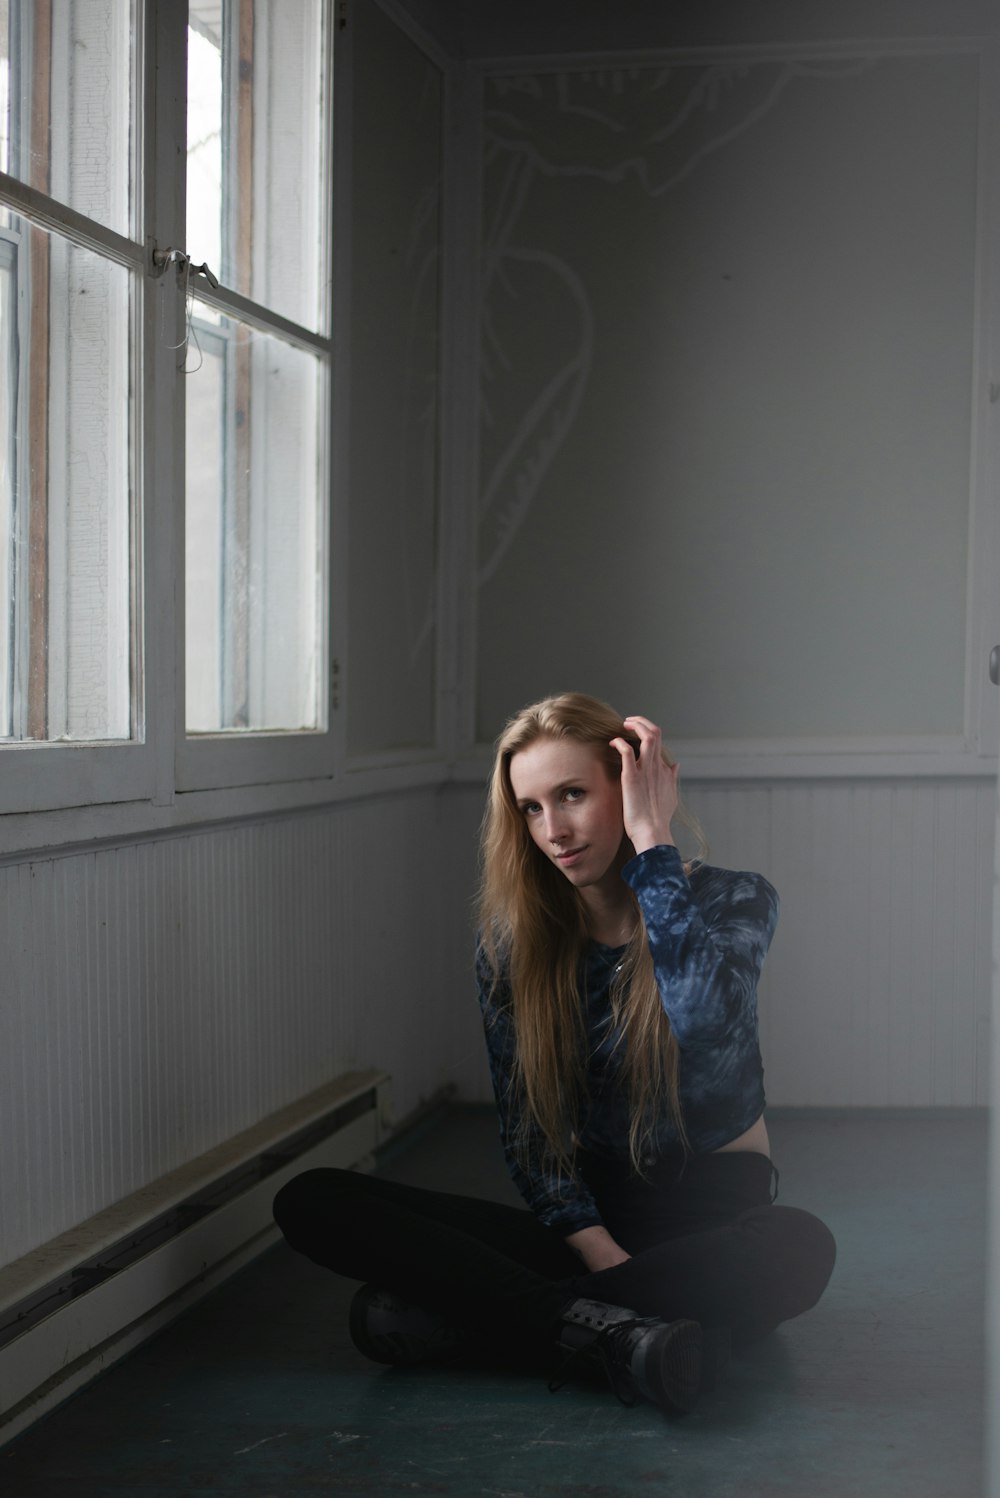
[715,1114,770,1159]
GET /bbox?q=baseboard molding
[0,1070,391,1449]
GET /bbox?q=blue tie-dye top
[476,844,779,1235]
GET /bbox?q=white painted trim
[3,734,996,862]
[173,0,338,795]
[147,0,187,813]
[670,734,980,756]
[0,171,143,268]
[472,35,997,79]
[438,62,485,760]
[0,742,158,815]
[0,760,454,863]
[177,732,339,794]
[987,717,1000,1496]
[182,277,332,353]
[435,53,464,761]
[329,0,354,772]
[0,6,173,816]
[455,741,1000,782]
[371,0,455,71]
[969,42,1000,758]
[0,1070,391,1449]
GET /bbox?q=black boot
[348,1285,467,1365]
[551,1298,703,1415]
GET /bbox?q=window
[0,0,338,818]
[0,1,136,750]
[183,1,331,744]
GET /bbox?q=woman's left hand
[610,715,679,856]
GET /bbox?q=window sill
[0,757,455,863]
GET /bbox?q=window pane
[1,0,134,236]
[0,211,132,741]
[187,0,329,333]
[185,304,325,734]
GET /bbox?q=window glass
[185,0,330,741]
[184,303,325,733]
[0,212,132,741]
[186,0,328,333]
[0,0,134,237]
[187,12,223,284]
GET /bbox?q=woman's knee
[769,1205,837,1311]
[272,1166,364,1234]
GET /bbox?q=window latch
[150,246,219,289]
[189,260,220,289]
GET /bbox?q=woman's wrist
[564,1224,632,1271]
[628,829,676,857]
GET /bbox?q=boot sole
[348,1287,464,1366]
[648,1319,703,1415]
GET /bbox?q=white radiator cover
[0,1070,391,1448]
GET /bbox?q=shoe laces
[548,1314,660,1406]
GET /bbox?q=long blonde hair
[477,692,707,1179]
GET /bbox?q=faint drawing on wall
[477,55,979,745]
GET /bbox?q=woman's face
[508,736,627,893]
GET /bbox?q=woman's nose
[543,809,567,843]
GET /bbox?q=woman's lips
[556,847,586,866]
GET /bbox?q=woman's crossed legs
[272,1156,835,1351]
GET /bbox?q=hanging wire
[152,247,219,373]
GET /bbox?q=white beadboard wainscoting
[451,776,996,1112]
[1,773,992,1273]
[687,778,995,1109]
[0,786,482,1272]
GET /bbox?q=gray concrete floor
[0,1106,986,1497]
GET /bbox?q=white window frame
[179,0,334,787]
[174,282,337,794]
[0,0,459,855]
[175,0,337,792]
[0,175,155,816]
[0,2,160,818]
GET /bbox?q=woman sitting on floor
[273,692,836,1415]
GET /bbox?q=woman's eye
[523,802,541,817]
[563,787,584,802]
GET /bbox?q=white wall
[475,46,982,743]
[0,788,482,1267]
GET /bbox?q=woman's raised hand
[610,714,679,856]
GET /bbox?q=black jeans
[272,1149,836,1351]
